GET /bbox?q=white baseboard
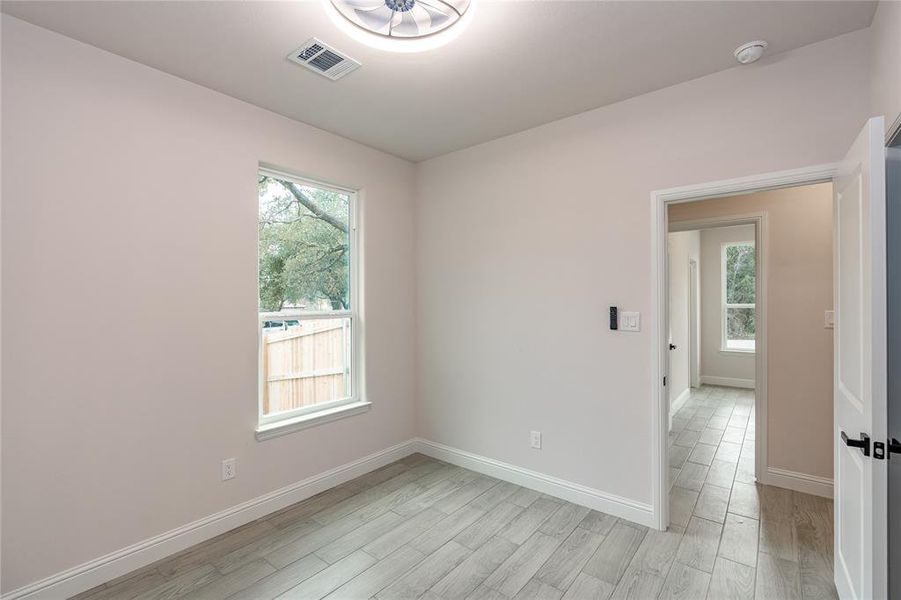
[6,437,658,599]
[670,388,691,414]
[412,438,654,528]
[761,466,833,499]
[2,440,418,600]
[700,376,755,389]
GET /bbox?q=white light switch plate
[620,311,641,332]
[825,310,834,329]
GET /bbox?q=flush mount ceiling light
[325,0,473,52]
[734,40,768,65]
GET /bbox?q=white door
[833,116,888,600]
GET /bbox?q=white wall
[1,16,416,592]
[871,0,901,138]
[667,231,700,407]
[698,226,756,385]
[415,29,870,506]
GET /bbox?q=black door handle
[841,431,870,457]
[669,344,677,350]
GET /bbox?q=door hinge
[874,441,885,460]
[663,376,667,387]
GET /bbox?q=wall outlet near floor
[530,431,542,449]
[221,458,236,481]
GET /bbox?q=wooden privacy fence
[262,320,349,415]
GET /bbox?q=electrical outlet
[222,458,236,481]
[530,431,542,449]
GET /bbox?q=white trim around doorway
[649,162,838,531]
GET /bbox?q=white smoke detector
[734,40,768,65]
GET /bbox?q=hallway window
[722,241,756,352]
[257,167,359,433]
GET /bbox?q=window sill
[720,347,756,355]
[255,400,372,441]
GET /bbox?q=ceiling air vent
[288,38,361,81]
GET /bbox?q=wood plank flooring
[667,385,837,600]
[73,386,836,600]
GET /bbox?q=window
[257,167,364,437]
[722,241,756,352]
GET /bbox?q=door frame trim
[649,162,838,530]
[688,258,700,389]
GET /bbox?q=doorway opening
[651,168,841,597]
[667,220,759,503]
[666,215,767,528]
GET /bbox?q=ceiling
[1,1,877,162]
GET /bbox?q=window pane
[262,317,351,417]
[726,306,756,342]
[725,244,755,304]
[259,175,350,312]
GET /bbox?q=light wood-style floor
[667,385,836,600]
[74,386,835,600]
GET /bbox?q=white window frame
[721,241,756,354]
[255,166,367,441]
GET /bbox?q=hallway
[669,385,837,599]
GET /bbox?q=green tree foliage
[258,176,349,312]
[725,244,756,340]
[725,244,755,304]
